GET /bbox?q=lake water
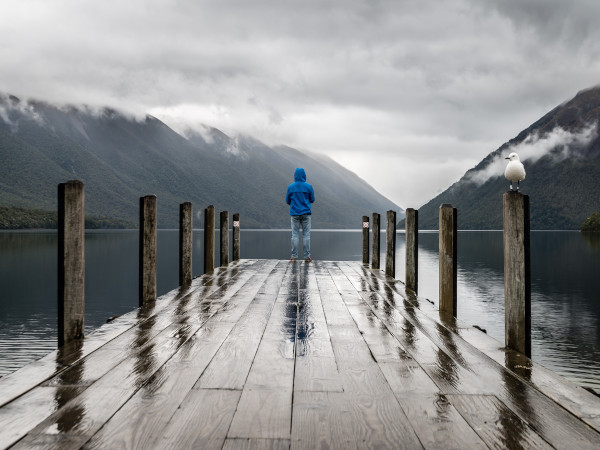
[1,230,599,394]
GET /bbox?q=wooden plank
[10,434,88,450]
[78,262,280,449]
[291,391,423,449]
[5,260,277,449]
[228,388,292,440]
[342,262,600,447]
[294,264,343,392]
[223,438,291,450]
[379,362,487,449]
[3,259,600,450]
[244,270,295,390]
[227,263,295,440]
[158,389,241,449]
[448,394,552,449]
[294,356,343,392]
[0,385,85,447]
[197,267,285,389]
[0,280,187,408]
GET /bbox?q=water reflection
[395,230,600,393]
[132,307,157,387]
[581,232,600,250]
[283,263,299,344]
[500,351,538,445]
[52,341,86,434]
[1,229,599,394]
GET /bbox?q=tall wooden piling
[362,216,370,265]
[405,208,418,293]
[58,180,85,346]
[385,210,396,277]
[439,204,457,316]
[139,195,157,306]
[204,205,215,273]
[220,211,229,267]
[503,191,531,357]
[179,202,193,287]
[372,213,381,269]
[233,213,240,261]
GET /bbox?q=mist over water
[1,229,599,394]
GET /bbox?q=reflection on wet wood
[1,259,599,449]
[447,394,552,449]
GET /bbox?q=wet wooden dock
[1,259,600,449]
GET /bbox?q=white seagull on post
[504,152,526,191]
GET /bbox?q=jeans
[291,215,311,259]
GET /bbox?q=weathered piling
[372,213,381,270]
[179,202,193,287]
[439,204,457,316]
[139,195,157,306]
[204,205,215,273]
[385,210,396,277]
[405,208,418,293]
[503,191,531,357]
[220,210,229,267]
[233,213,241,261]
[362,216,370,265]
[57,180,85,346]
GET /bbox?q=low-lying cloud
[465,123,598,186]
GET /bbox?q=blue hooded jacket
[286,168,315,216]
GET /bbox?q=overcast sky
[2,0,599,208]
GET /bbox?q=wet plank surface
[1,259,600,449]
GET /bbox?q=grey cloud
[1,0,600,208]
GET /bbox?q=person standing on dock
[286,168,315,262]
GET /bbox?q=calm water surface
[1,230,599,394]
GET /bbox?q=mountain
[414,86,600,230]
[0,94,400,229]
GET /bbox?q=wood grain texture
[291,391,423,449]
[438,204,456,316]
[1,260,599,449]
[385,210,396,277]
[371,212,381,270]
[223,438,291,450]
[503,191,531,356]
[405,208,418,293]
[57,180,85,346]
[179,202,193,286]
[159,389,241,449]
[447,394,553,449]
[228,388,293,440]
[139,195,157,306]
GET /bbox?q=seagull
[504,152,526,191]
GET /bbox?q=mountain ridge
[413,86,600,230]
[0,94,401,229]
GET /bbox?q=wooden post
[139,195,157,306]
[372,213,381,269]
[503,191,531,357]
[362,215,370,265]
[179,202,193,287]
[385,210,396,277]
[233,213,240,261]
[439,204,457,316]
[204,205,215,273]
[405,208,418,293]
[58,180,85,346]
[220,210,229,267]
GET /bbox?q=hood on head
[294,168,306,182]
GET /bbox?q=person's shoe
[304,257,312,263]
[290,257,297,262]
